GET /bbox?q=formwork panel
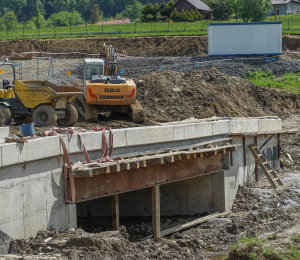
[67,154,223,203]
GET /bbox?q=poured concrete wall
[77,171,225,219]
[0,118,281,253]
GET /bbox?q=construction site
[1,23,300,260]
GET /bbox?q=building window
[292,4,294,10]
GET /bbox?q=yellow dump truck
[0,63,82,127]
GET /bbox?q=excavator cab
[74,44,145,123]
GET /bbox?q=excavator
[74,43,145,123]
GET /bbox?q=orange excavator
[74,43,144,123]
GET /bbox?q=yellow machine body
[14,80,82,109]
[0,88,15,99]
[85,78,136,105]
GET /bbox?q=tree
[120,0,143,22]
[155,11,161,21]
[46,10,85,26]
[211,0,231,21]
[238,0,272,22]
[89,4,101,24]
[3,11,19,29]
[227,0,240,21]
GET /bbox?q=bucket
[19,123,35,137]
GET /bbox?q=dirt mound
[7,227,209,259]
[134,69,300,123]
[0,36,208,58]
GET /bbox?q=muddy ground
[1,114,300,260]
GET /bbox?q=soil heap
[134,69,300,123]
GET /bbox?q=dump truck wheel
[57,103,78,126]
[13,116,33,125]
[33,105,57,127]
[0,105,12,125]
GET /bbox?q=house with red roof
[96,19,132,25]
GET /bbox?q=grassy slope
[247,71,300,94]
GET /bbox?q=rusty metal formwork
[64,137,240,204]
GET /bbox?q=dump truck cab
[84,58,136,106]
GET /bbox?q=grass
[229,235,300,260]
[247,70,300,94]
[4,14,300,40]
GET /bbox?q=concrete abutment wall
[0,118,281,253]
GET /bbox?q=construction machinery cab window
[86,64,103,80]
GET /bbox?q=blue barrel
[19,123,35,137]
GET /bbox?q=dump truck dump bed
[15,80,82,109]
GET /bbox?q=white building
[269,0,300,15]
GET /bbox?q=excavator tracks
[129,101,145,124]
[74,96,98,123]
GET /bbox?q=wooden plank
[147,158,164,165]
[243,136,246,168]
[99,167,110,174]
[74,170,93,178]
[118,137,233,159]
[182,154,190,160]
[164,156,174,163]
[120,163,130,171]
[230,130,297,137]
[254,136,258,182]
[74,144,241,175]
[111,194,119,231]
[140,161,147,167]
[152,185,161,238]
[131,162,139,169]
[277,134,281,164]
[142,211,231,240]
[174,155,182,161]
[111,165,121,173]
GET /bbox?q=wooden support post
[277,134,281,161]
[152,185,161,238]
[243,136,246,167]
[111,194,119,231]
[230,150,233,166]
[254,136,258,182]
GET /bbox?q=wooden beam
[140,161,147,167]
[74,170,93,178]
[277,134,281,164]
[147,158,164,165]
[182,154,190,160]
[111,194,119,231]
[164,156,174,163]
[243,136,246,168]
[99,167,110,174]
[142,211,231,240]
[174,155,181,161]
[254,136,258,182]
[152,185,161,238]
[120,163,130,171]
[131,162,139,169]
[111,165,120,173]
[230,150,233,166]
